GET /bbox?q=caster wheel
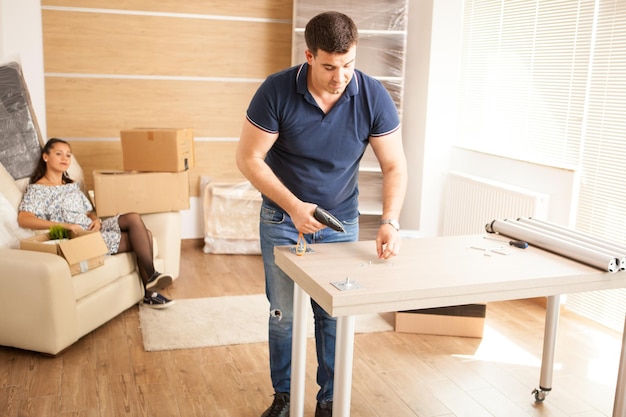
[532,388,547,402]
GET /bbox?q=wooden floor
[1,238,623,417]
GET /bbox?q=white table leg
[533,295,560,402]
[612,314,626,417]
[290,284,309,417]
[333,315,356,417]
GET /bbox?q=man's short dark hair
[304,11,358,56]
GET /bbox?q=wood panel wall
[41,0,293,195]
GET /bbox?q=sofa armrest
[0,248,80,355]
[141,211,181,279]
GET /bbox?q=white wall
[0,0,47,140]
[400,0,464,237]
[399,0,430,233]
[450,148,577,225]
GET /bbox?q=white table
[274,234,626,417]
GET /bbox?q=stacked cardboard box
[93,128,194,217]
[120,128,195,172]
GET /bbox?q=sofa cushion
[0,162,23,210]
[0,164,34,249]
[72,252,137,300]
[71,237,160,300]
[0,192,34,248]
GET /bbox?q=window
[457,0,626,331]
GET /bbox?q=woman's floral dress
[19,182,121,254]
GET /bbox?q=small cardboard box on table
[93,170,190,217]
[20,230,108,276]
[120,128,195,172]
[395,304,486,338]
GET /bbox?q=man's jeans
[259,204,359,403]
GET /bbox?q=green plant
[49,225,69,240]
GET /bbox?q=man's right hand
[289,201,321,234]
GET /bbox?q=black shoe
[315,400,332,417]
[261,392,289,417]
[142,292,175,309]
[145,271,173,291]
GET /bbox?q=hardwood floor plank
[379,369,452,417]
[132,350,176,386]
[95,372,141,417]
[176,394,219,417]
[469,386,532,417]
[58,364,98,413]
[426,378,495,417]
[0,385,20,417]
[171,350,213,398]
[24,355,63,398]
[428,349,491,392]
[58,408,100,417]
[467,360,539,403]
[136,382,181,417]
[352,356,428,417]
[17,395,58,417]
[515,399,570,417]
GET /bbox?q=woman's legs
[116,213,155,284]
[114,213,174,309]
[115,213,172,292]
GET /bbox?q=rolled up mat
[486,219,619,272]
[520,217,626,270]
[511,218,626,270]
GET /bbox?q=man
[236,11,407,417]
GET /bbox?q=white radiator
[442,172,549,236]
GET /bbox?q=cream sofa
[0,161,181,355]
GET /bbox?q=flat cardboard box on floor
[395,304,486,338]
[121,128,195,172]
[20,230,108,276]
[93,170,190,217]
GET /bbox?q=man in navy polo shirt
[236,11,407,417]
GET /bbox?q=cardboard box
[20,230,108,276]
[93,170,190,217]
[121,128,195,172]
[395,304,486,338]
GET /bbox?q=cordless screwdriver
[314,206,345,233]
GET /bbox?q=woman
[17,138,174,309]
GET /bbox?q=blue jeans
[259,204,359,403]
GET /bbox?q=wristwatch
[380,219,400,231]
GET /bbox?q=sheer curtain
[456,0,626,331]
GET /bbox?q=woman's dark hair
[304,11,358,56]
[30,138,74,184]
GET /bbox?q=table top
[274,234,626,316]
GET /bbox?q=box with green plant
[49,225,70,241]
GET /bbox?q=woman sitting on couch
[17,138,174,309]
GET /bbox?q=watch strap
[380,219,400,231]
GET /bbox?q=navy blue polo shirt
[246,63,400,220]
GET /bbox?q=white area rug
[139,294,394,352]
